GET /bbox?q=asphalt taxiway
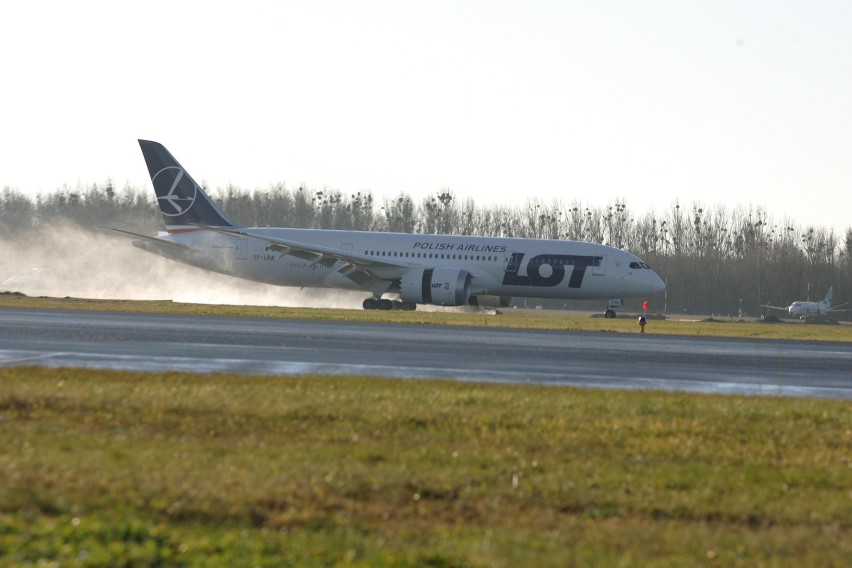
[0,308,850,399]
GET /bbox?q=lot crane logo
[153,166,197,216]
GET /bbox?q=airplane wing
[198,225,412,285]
[760,304,789,311]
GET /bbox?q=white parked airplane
[112,140,665,316]
[762,287,848,319]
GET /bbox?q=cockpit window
[640,262,650,269]
[629,262,642,269]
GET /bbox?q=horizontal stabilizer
[104,228,197,252]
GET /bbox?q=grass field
[1,367,850,567]
[1,294,850,565]
[2,293,852,342]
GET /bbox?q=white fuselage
[786,300,828,318]
[138,227,666,302]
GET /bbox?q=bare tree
[418,190,458,235]
[0,187,36,234]
[382,193,416,233]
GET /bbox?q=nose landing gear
[604,298,622,319]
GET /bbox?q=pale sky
[1,1,850,235]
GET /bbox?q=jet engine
[399,267,472,306]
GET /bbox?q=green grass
[1,367,849,566]
[2,294,851,342]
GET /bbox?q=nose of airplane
[649,271,666,295]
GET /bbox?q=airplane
[761,287,848,319]
[111,140,665,316]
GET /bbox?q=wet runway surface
[1,308,850,399]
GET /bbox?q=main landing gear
[362,297,417,311]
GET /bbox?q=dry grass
[1,367,850,566]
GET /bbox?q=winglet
[138,140,235,231]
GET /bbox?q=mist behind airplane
[113,140,665,316]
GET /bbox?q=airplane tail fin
[138,140,235,231]
[825,286,833,306]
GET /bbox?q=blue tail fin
[138,140,235,230]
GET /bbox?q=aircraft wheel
[401,301,417,311]
[363,298,378,310]
[377,299,394,310]
[604,309,616,319]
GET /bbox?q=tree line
[2,182,850,315]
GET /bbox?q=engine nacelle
[399,267,472,306]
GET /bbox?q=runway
[1,307,850,399]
